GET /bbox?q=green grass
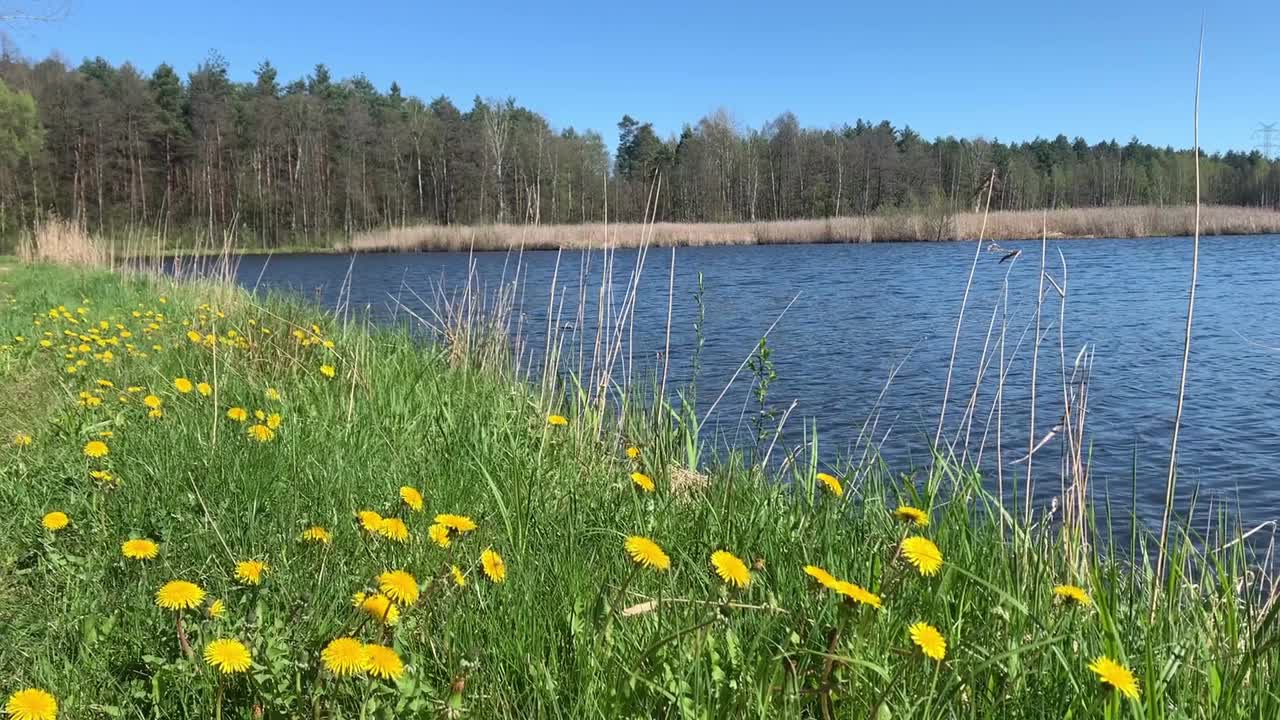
[0,262,1276,719]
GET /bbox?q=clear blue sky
[7,0,1278,154]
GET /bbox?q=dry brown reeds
[18,217,107,266]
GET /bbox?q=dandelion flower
[299,526,332,544]
[803,564,839,589]
[364,644,405,681]
[143,394,162,410]
[428,523,452,548]
[186,330,202,343]
[320,364,336,379]
[630,472,655,493]
[376,517,410,543]
[378,570,420,606]
[357,593,400,625]
[204,638,252,674]
[246,424,275,442]
[173,378,193,394]
[832,580,882,609]
[226,407,248,422]
[1053,584,1093,607]
[89,469,115,485]
[546,414,568,426]
[481,548,507,583]
[122,538,159,560]
[147,408,163,419]
[357,510,383,533]
[399,486,423,512]
[909,622,947,661]
[234,560,269,586]
[264,387,281,401]
[197,382,212,396]
[624,536,670,571]
[435,513,477,533]
[816,472,843,497]
[710,550,751,588]
[1088,656,1140,700]
[450,565,467,587]
[254,409,265,421]
[155,580,205,611]
[894,505,930,527]
[13,433,33,447]
[266,413,282,430]
[83,440,109,458]
[625,446,640,459]
[321,637,368,676]
[900,536,944,577]
[41,511,69,532]
[5,688,57,720]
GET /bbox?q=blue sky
[7,0,1278,154]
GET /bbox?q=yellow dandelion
[234,560,269,586]
[155,580,206,611]
[399,486,423,512]
[204,638,253,674]
[435,514,477,533]
[321,637,368,676]
[894,505,930,527]
[186,330,202,343]
[832,580,883,609]
[710,550,751,588]
[624,536,670,571]
[122,538,159,560]
[1053,584,1093,607]
[266,412,282,430]
[299,526,332,544]
[900,536,944,577]
[147,408,163,419]
[174,377,193,394]
[83,439,109,458]
[41,511,69,532]
[96,378,114,388]
[197,382,212,396]
[450,565,467,587]
[5,688,57,720]
[357,510,383,533]
[481,548,507,583]
[428,523,452,548]
[13,433,34,447]
[90,469,115,485]
[356,593,400,625]
[816,472,843,496]
[376,517,410,543]
[625,446,640,459]
[254,409,265,421]
[246,424,275,442]
[264,387,281,401]
[378,570,420,606]
[803,564,839,589]
[546,414,568,426]
[909,622,947,661]
[208,599,225,619]
[1088,656,1140,700]
[226,407,248,422]
[363,644,404,681]
[630,472,656,493]
[320,364,336,378]
[143,394,162,410]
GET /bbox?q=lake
[226,235,1280,535]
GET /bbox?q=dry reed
[18,217,107,266]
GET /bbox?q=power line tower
[1256,122,1279,160]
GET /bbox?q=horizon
[4,0,1278,156]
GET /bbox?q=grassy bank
[347,205,1280,252]
[1,259,1277,718]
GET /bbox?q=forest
[1,47,1278,245]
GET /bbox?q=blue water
[228,236,1280,536]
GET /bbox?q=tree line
[0,47,1277,245]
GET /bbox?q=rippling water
[228,235,1280,532]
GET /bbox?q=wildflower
[4,688,57,720]
[83,440,109,458]
[147,408,163,419]
[254,409,265,421]
[122,538,159,560]
[321,637,368,676]
[90,469,115,486]
[451,565,467,587]
[226,407,248,422]
[204,638,253,674]
[173,378,193,394]
[197,382,212,396]
[186,330,202,343]
[377,517,410,543]
[900,536,944,577]
[399,486,424,512]
[832,580,882,609]
[208,599,225,619]
[481,548,507,583]
[816,472,843,496]
[626,446,640,459]
[143,394,162,410]
[428,523,452,547]
[234,560,269,586]
[155,580,206,611]
[894,505,930,527]
[710,550,751,588]
[265,387,281,401]
[357,510,383,533]
[299,526,332,544]
[266,413,282,430]
[546,414,568,426]
[364,644,405,681]
[12,433,33,447]
[909,622,947,661]
[435,514,477,533]
[624,536,670,571]
[356,593,400,625]
[1088,656,1140,700]
[630,472,656,493]
[246,424,275,442]
[97,379,114,388]
[320,364,335,379]
[378,570,420,606]
[1053,584,1093,607]
[41,511,69,532]
[803,564,839,589]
